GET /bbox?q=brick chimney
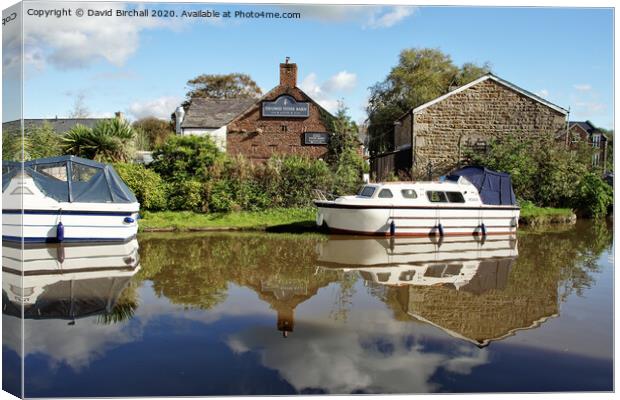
[279,58,297,87]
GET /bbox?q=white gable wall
[180,126,227,151]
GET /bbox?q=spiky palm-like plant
[62,118,136,162]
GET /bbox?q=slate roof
[2,118,103,134]
[569,120,597,134]
[181,98,257,129]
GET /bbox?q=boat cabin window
[446,191,466,203]
[427,191,448,203]
[378,189,393,198]
[401,189,418,199]
[358,186,376,198]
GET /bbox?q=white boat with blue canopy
[2,155,140,243]
[314,166,520,237]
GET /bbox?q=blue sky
[3,3,614,129]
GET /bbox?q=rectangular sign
[262,95,310,118]
[304,132,331,145]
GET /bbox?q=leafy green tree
[367,48,491,154]
[26,122,63,159]
[327,102,365,195]
[62,118,136,162]
[185,73,262,100]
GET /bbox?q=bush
[572,173,613,218]
[167,179,204,211]
[468,136,611,217]
[151,135,222,181]
[267,156,333,208]
[114,163,168,211]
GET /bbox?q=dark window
[399,270,415,281]
[376,272,391,282]
[281,125,288,132]
[378,189,393,198]
[359,186,376,197]
[401,189,417,199]
[426,191,447,203]
[446,191,465,203]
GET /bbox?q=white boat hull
[2,210,139,243]
[2,172,139,243]
[315,202,519,237]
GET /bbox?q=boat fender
[124,217,135,224]
[437,223,444,237]
[316,212,324,227]
[56,222,65,242]
[390,220,396,236]
[480,223,487,237]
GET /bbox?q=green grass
[139,203,577,232]
[519,202,575,225]
[139,207,316,232]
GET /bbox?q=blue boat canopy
[2,155,137,203]
[446,166,517,206]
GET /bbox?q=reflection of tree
[329,271,358,322]
[96,282,139,325]
[137,233,340,318]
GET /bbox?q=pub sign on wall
[304,132,331,145]
[262,95,310,117]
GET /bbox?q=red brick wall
[227,86,331,162]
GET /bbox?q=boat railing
[313,189,338,201]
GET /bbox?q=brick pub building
[176,60,334,162]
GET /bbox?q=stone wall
[403,79,566,178]
[227,87,330,162]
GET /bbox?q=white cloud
[127,96,182,120]
[575,101,606,114]
[22,3,177,71]
[535,89,549,98]
[365,6,416,29]
[299,70,358,112]
[573,84,592,92]
[323,70,357,92]
[280,5,416,29]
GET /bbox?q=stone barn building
[175,60,335,162]
[370,74,569,180]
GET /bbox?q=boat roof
[2,155,137,204]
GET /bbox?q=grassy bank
[140,204,576,233]
[139,208,316,232]
[519,203,576,226]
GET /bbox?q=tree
[185,73,262,100]
[62,118,136,162]
[367,48,491,154]
[68,93,90,118]
[327,102,365,194]
[132,117,174,150]
[26,122,63,159]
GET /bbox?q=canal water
[3,220,613,396]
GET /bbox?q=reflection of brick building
[561,121,608,170]
[175,60,334,162]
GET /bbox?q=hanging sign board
[304,132,331,145]
[262,95,310,118]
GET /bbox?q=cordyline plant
[62,118,136,162]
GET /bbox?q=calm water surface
[2,220,613,396]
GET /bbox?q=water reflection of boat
[317,235,517,292]
[317,235,558,347]
[2,240,140,320]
